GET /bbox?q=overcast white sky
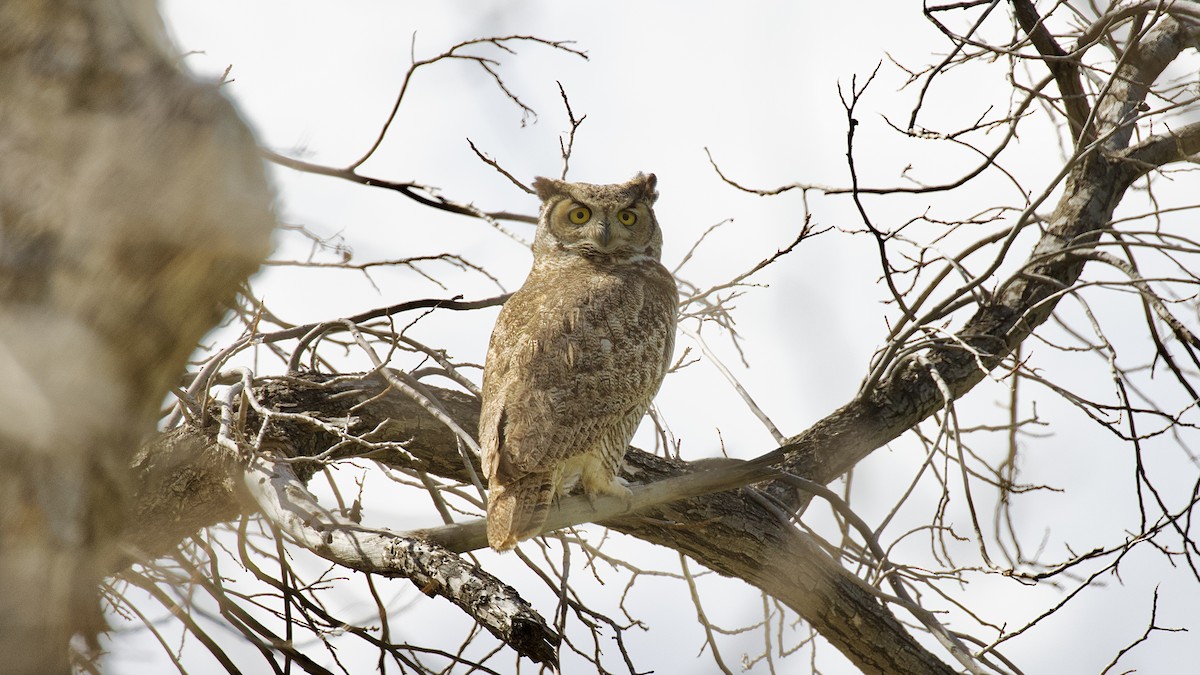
[103,2,1200,673]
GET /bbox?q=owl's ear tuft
[633,172,658,204]
[532,176,566,201]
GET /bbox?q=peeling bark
[245,453,559,667]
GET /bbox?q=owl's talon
[584,479,634,513]
[615,484,635,514]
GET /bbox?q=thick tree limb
[244,452,559,667]
[1118,119,1200,176]
[410,458,781,553]
[130,376,958,674]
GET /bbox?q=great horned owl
[479,173,677,551]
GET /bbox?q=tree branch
[128,375,958,674]
[244,452,559,667]
[1010,0,1093,145]
[263,149,537,225]
[764,9,1200,504]
[1117,119,1200,176]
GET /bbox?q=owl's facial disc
[533,176,662,261]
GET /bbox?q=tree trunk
[0,1,274,671]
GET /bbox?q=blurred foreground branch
[0,2,275,672]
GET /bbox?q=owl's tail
[487,473,555,551]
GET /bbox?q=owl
[479,172,677,551]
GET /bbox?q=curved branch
[1010,0,1093,144]
[263,149,537,224]
[349,36,586,170]
[244,451,559,667]
[1117,119,1200,175]
[410,457,782,552]
[168,294,508,426]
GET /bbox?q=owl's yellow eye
[568,206,591,224]
[617,210,638,226]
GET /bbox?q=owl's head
[530,173,662,261]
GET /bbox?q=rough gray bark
[0,1,275,672]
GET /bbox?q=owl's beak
[597,221,612,247]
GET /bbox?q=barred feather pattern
[479,173,676,551]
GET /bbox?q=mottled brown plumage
[480,173,677,551]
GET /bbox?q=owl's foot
[583,477,634,513]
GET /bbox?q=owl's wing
[480,263,677,484]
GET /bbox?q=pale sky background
[103,2,1200,673]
